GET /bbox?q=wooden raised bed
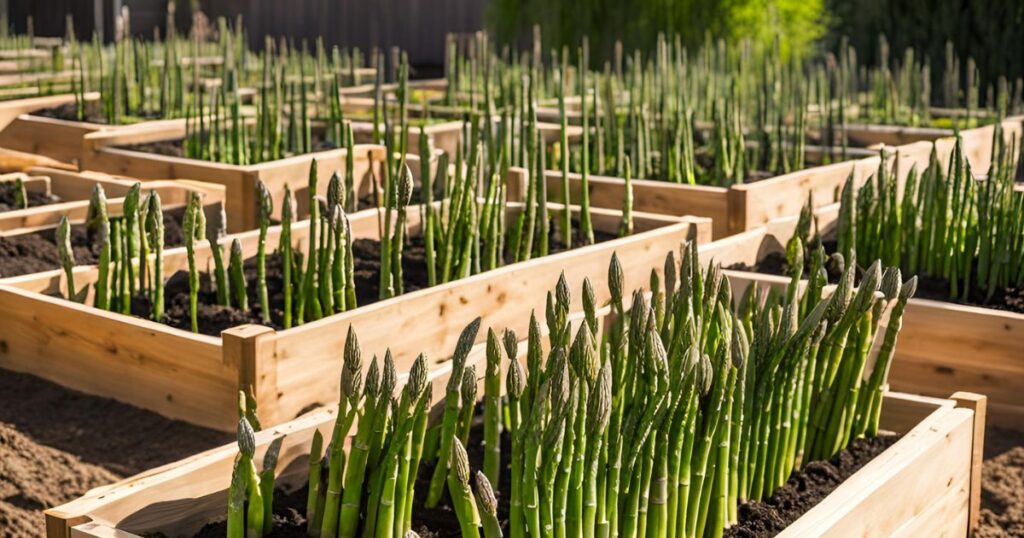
[79,119,387,232]
[44,386,986,537]
[0,200,709,431]
[0,167,226,234]
[0,92,118,164]
[504,143,923,241]
[700,201,1024,429]
[506,116,1022,240]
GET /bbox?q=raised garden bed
[44,365,984,538]
[79,119,387,232]
[0,201,708,431]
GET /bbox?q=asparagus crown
[145,192,163,245]
[341,325,363,400]
[308,159,319,196]
[86,184,108,233]
[327,171,342,209]
[237,417,256,459]
[256,180,272,221]
[486,329,501,377]
[406,353,428,402]
[731,324,749,370]
[502,329,518,362]
[364,356,381,399]
[664,251,677,297]
[123,183,141,219]
[587,359,612,434]
[381,351,397,398]
[397,163,414,207]
[281,184,294,222]
[230,238,243,264]
[310,429,323,461]
[450,436,471,484]
[461,365,478,407]
[555,272,571,312]
[628,291,649,347]
[881,267,902,300]
[608,253,624,302]
[570,323,598,385]
[582,277,597,333]
[448,317,482,391]
[56,216,74,270]
[475,471,498,515]
[697,353,714,396]
[507,356,526,398]
[263,435,284,473]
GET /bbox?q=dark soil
[0,370,230,537]
[30,102,164,125]
[0,187,60,212]
[977,426,1024,537]
[725,238,845,285]
[723,434,900,537]
[119,135,339,160]
[0,209,185,278]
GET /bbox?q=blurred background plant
[487,0,829,63]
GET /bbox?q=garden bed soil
[0,188,60,212]
[723,434,900,537]
[727,239,1024,314]
[0,209,185,278]
[117,135,340,160]
[112,221,616,337]
[0,370,230,538]
[30,102,162,126]
[977,426,1024,537]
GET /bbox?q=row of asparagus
[226,236,915,537]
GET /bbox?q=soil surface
[0,370,230,537]
[977,426,1024,537]
[30,103,162,125]
[723,434,900,537]
[0,209,185,278]
[119,135,339,160]
[0,187,60,212]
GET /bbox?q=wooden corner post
[951,391,987,535]
[223,325,280,429]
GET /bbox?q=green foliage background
[487,0,829,63]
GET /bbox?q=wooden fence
[5,0,485,68]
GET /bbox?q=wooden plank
[951,392,987,534]
[780,406,974,536]
[0,286,235,430]
[0,113,108,164]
